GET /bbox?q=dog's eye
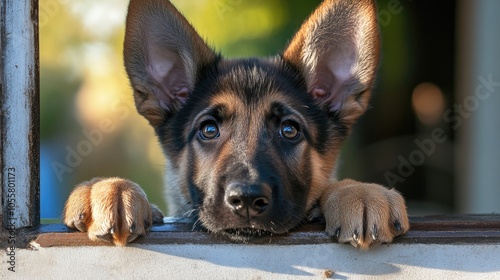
[200,121,220,140]
[280,121,300,140]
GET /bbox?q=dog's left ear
[123,0,217,127]
[284,0,380,126]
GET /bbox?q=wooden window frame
[1,0,499,249]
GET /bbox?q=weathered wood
[0,0,40,229]
[30,215,500,248]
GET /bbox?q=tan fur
[209,92,245,111]
[320,179,410,249]
[63,179,95,232]
[63,178,157,246]
[306,149,340,210]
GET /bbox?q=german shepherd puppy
[63,0,409,249]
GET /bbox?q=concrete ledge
[4,242,500,279]
[2,215,500,279]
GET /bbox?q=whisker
[192,217,203,231]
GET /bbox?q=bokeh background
[40,0,500,221]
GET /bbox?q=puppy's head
[124,0,379,241]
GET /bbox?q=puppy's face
[124,0,379,241]
[160,59,344,240]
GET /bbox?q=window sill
[26,214,500,248]
[4,215,500,279]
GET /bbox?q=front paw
[63,178,162,246]
[321,179,409,249]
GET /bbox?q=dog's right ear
[283,0,380,127]
[124,0,216,127]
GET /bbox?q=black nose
[225,182,271,218]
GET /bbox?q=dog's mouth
[197,206,306,242]
[221,227,276,242]
[216,220,295,242]
[196,196,307,242]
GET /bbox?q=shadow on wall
[130,244,500,277]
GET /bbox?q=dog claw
[127,233,140,243]
[371,226,379,241]
[394,220,402,232]
[353,230,359,242]
[130,223,136,234]
[349,239,359,248]
[71,213,88,232]
[73,221,87,233]
[334,227,341,238]
[96,233,113,243]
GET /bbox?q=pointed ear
[283,0,380,126]
[124,0,217,127]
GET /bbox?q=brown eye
[200,121,220,140]
[280,121,300,140]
